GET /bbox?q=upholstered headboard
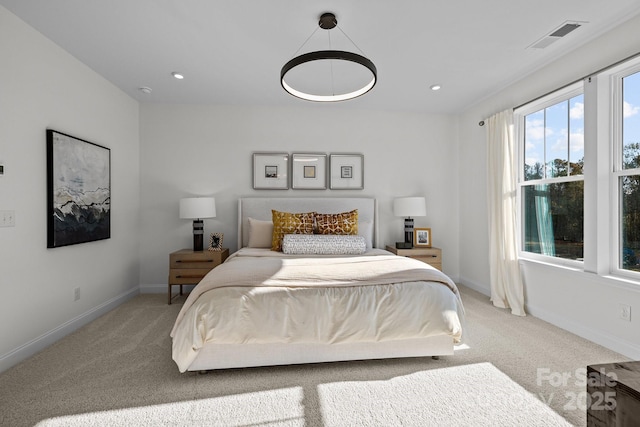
[238,197,378,249]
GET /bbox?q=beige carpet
[0,286,627,426]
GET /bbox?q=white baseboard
[526,302,640,360]
[0,287,139,374]
[458,276,491,297]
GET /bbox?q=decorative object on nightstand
[179,197,216,251]
[414,227,432,248]
[168,248,229,304]
[393,197,426,248]
[208,232,224,251]
[385,245,442,271]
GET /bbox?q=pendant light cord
[336,24,367,56]
[328,30,335,96]
[289,22,367,61]
[290,27,320,59]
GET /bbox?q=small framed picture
[414,228,432,248]
[291,153,327,189]
[329,154,363,189]
[253,153,289,189]
[208,233,224,251]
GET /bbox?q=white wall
[0,6,140,371]
[458,14,640,359]
[139,104,460,289]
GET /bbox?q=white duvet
[171,248,464,372]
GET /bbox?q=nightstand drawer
[170,251,226,269]
[168,248,229,304]
[169,268,213,284]
[385,245,443,271]
[409,251,441,263]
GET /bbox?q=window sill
[518,254,583,271]
[519,257,640,291]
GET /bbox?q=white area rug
[35,362,569,427]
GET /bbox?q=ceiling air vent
[529,21,585,49]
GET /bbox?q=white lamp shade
[393,197,426,217]
[179,197,216,219]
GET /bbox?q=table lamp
[179,197,216,251]
[393,197,426,248]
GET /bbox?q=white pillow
[247,217,273,248]
[282,234,366,255]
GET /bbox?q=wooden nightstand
[385,245,442,271]
[168,248,229,304]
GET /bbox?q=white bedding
[171,248,464,373]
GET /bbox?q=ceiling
[3,0,640,114]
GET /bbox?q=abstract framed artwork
[329,153,364,189]
[46,129,111,248]
[253,152,289,189]
[414,227,432,248]
[291,153,327,189]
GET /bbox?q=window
[518,85,584,262]
[617,69,640,272]
[515,54,640,280]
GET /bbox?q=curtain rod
[478,49,640,126]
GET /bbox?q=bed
[170,197,464,373]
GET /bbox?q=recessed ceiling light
[430,84,441,91]
[138,86,152,94]
[172,72,184,80]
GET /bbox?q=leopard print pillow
[271,210,315,251]
[315,209,358,235]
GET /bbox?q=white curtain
[534,184,556,256]
[486,109,526,316]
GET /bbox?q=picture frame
[253,153,289,189]
[46,129,111,248]
[414,228,432,248]
[329,154,364,189]
[208,233,224,251]
[291,153,327,189]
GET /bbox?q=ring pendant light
[281,13,377,102]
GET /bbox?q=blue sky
[524,94,584,178]
[524,70,640,177]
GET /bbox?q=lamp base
[193,219,204,251]
[404,217,414,246]
[395,242,413,249]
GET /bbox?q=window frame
[609,59,640,279]
[513,55,640,283]
[515,82,585,268]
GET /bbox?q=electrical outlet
[0,210,15,227]
[74,287,80,302]
[619,304,631,321]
